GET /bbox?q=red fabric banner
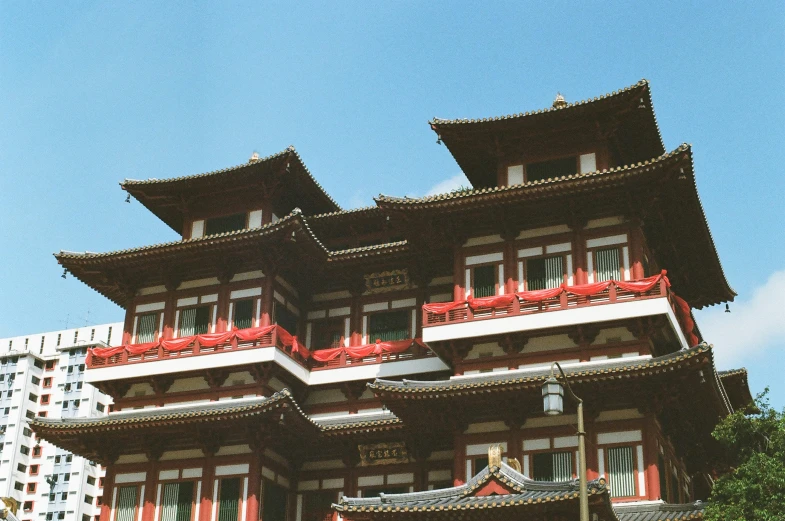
[308,339,416,362]
[516,286,565,302]
[90,345,127,359]
[467,294,517,310]
[422,300,465,314]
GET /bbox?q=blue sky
[1,2,783,406]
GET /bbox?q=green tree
[705,390,785,521]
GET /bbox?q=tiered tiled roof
[615,501,705,521]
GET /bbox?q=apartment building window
[40,337,45,353]
[17,463,27,472]
[90,329,95,341]
[77,382,83,389]
[178,306,211,337]
[22,501,33,511]
[471,265,497,297]
[107,327,113,345]
[217,478,241,521]
[56,334,61,347]
[273,302,298,335]
[96,403,105,412]
[67,366,74,374]
[23,427,32,437]
[532,451,573,481]
[31,376,40,385]
[29,393,38,403]
[232,299,254,330]
[61,492,67,501]
[30,464,39,475]
[160,481,194,521]
[65,383,72,392]
[136,313,158,343]
[40,394,50,405]
[62,401,69,409]
[64,472,71,482]
[20,445,30,455]
[73,331,79,344]
[45,361,56,371]
[27,482,36,493]
[86,476,96,486]
[593,247,621,282]
[205,213,246,236]
[84,495,94,505]
[34,359,44,369]
[37,411,48,418]
[58,513,65,520]
[66,454,72,462]
[32,446,42,456]
[606,446,636,498]
[14,481,23,491]
[368,310,409,342]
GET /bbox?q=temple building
[33,80,753,521]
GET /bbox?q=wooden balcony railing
[423,278,677,328]
[87,329,433,372]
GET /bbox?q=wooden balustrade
[87,329,430,372]
[423,279,672,327]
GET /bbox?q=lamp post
[541,362,589,521]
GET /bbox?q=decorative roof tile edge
[375,144,691,206]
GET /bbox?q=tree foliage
[705,390,785,521]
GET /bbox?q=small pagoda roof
[430,80,664,188]
[335,461,615,519]
[718,368,754,411]
[614,501,705,521]
[122,146,340,232]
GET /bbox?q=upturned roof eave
[121,146,341,232]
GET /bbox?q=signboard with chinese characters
[364,269,409,294]
[358,442,409,466]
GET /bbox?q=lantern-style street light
[541,362,589,521]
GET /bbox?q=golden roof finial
[488,444,502,468]
[553,92,567,109]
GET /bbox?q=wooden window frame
[518,253,569,292]
[526,448,577,481]
[468,262,503,298]
[114,484,141,521]
[366,309,412,343]
[176,305,214,337]
[588,246,625,283]
[133,311,163,344]
[230,297,259,331]
[602,442,640,500]
[157,480,198,521]
[215,477,242,521]
[310,317,346,350]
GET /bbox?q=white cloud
[695,269,785,369]
[425,173,471,196]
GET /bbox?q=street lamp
[541,362,589,521]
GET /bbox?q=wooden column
[260,274,275,327]
[122,305,135,345]
[630,224,646,280]
[452,245,464,301]
[571,225,588,285]
[99,466,115,521]
[584,418,599,481]
[503,232,517,295]
[141,460,158,521]
[246,448,263,521]
[199,457,216,521]
[350,288,363,346]
[452,430,466,486]
[215,273,233,333]
[645,417,662,500]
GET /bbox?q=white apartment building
[0,323,122,521]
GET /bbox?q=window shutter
[233,300,254,330]
[472,265,497,297]
[160,482,193,521]
[136,314,157,343]
[179,308,197,337]
[607,446,636,497]
[217,478,240,521]
[545,256,564,289]
[368,310,409,342]
[595,247,620,282]
[552,451,573,481]
[115,486,137,521]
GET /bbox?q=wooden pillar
[99,466,115,521]
[571,226,588,285]
[215,275,232,333]
[645,418,662,500]
[452,430,466,486]
[584,418,599,481]
[161,290,177,341]
[199,457,216,521]
[630,224,646,280]
[247,450,263,521]
[141,460,158,521]
[349,290,362,346]
[122,305,135,345]
[503,233,517,295]
[452,245,464,301]
[260,275,274,327]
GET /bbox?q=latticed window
[114,486,137,521]
[205,213,246,236]
[136,313,157,343]
[262,482,288,521]
[217,478,241,521]
[526,256,564,290]
[274,302,298,335]
[368,310,409,342]
[532,451,573,481]
[607,446,636,497]
[233,299,254,330]
[594,247,621,282]
[179,306,210,336]
[312,318,344,349]
[160,482,194,521]
[472,265,496,297]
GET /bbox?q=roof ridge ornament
[488,444,502,468]
[553,92,568,109]
[249,151,260,163]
